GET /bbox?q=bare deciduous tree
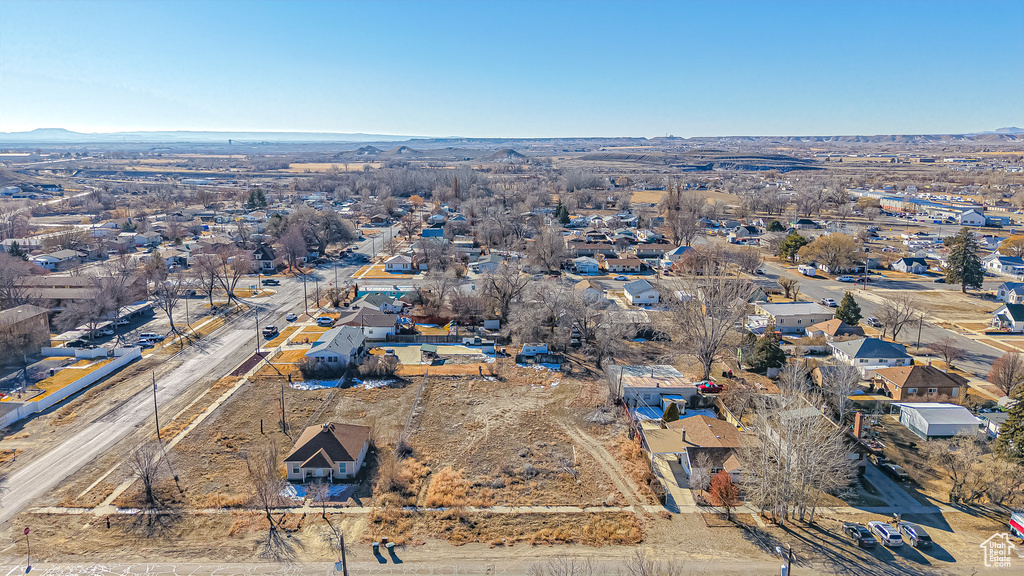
[923,432,983,504]
[819,363,861,424]
[244,440,286,530]
[128,441,164,507]
[778,277,799,301]
[483,262,531,321]
[665,273,754,380]
[988,352,1024,398]
[928,337,965,371]
[877,293,919,341]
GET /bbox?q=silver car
[868,521,903,547]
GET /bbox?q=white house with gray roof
[830,337,911,377]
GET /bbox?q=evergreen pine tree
[778,231,808,262]
[766,219,786,232]
[945,228,984,293]
[994,395,1024,464]
[749,321,786,372]
[836,292,862,326]
[6,240,28,260]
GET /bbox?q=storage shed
[896,403,982,439]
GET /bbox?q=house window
[907,388,917,395]
[860,359,868,363]
[928,388,938,395]
[796,319,802,324]
[339,462,347,474]
[292,465,299,474]
[951,388,958,397]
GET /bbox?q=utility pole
[302,270,309,315]
[916,312,924,349]
[152,372,160,442]
[24,526,30,571]
[338,530,349,576]
[280,378,287,433]
[254,307,261,355]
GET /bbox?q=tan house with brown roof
[283,422,370,481]
[641,414,751,481]
[804,318,864,340]
[874,365,967,401]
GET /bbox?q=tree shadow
[118,504,185,540]
[255,527,303,562]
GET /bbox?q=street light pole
[255,308,261,354]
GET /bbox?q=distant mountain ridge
[0,128,419,143]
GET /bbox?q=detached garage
[896,403,982,439]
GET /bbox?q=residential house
[958,209,986,226]
[624,279,659,305]
[660,245,692,267]
[892,257,929,274]
[567,241,617,258]
[573,256,600,275]
[804,319,863,340]
[252,245,278,271]
[338,309,399,340]
[791,218,820,229]
[981,412,1009,439]
[985,255,1024,277]
[0,304,51,363]
[667,415,749,481]
[15,274,148,310]
[31,249,84,271]
[573,279,606,303]
[472,254,506,274]
[991,303,1024,333]
[303,326,366,368]
[896,403,981,440]
[830,338,912,376]
[874,365,966,401]
[421,223,445,238]
[384,254,413,273]
[753,302,835,334]
[631,245,671,259]
[353,292,407,313]
[601,257,643,273]
[608,364,697,407]
[283,422,371,481]
[368,214,391,226]
[996,282,1024,303]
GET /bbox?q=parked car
[114,318,130,326]
[698,381,723,394]
[857,275,873,282]
[898,522,932,548]
[820,297,838,307]
[316,316,335,327]
[842,522,877,548]
[66,339,89,348]
[262,278,280,286]
[613,275,629,281]
[138,332,165,342]
[262,325,279,338]
[867,521,903,547]
[755,269,766,275]
[285,313,298,322]
[92,327,115,337]
[933,277,946,283]
[882,463,911,482]
[836,275,856,282]
[135,339,155,349]
[865,317,881,327]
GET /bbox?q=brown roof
[664,415,745,449]
[874,365,967,390]
[284,423,370,465]
[806,318,863,337]
[688,447,744,474]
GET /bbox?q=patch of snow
[282,484,307,500]
[361,379,395,389]
[290,379,342,390]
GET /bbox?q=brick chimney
[853,412,864,439]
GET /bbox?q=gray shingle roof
[831,338,909,360]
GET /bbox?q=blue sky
[0,0,1021,137]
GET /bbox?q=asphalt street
[0,228,401,526]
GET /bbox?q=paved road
[863,463,921,510]
[0,271,316,525]
[761,261,1001,378]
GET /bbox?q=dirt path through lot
[563,424,647,506]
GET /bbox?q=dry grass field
[285,162,381,173]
